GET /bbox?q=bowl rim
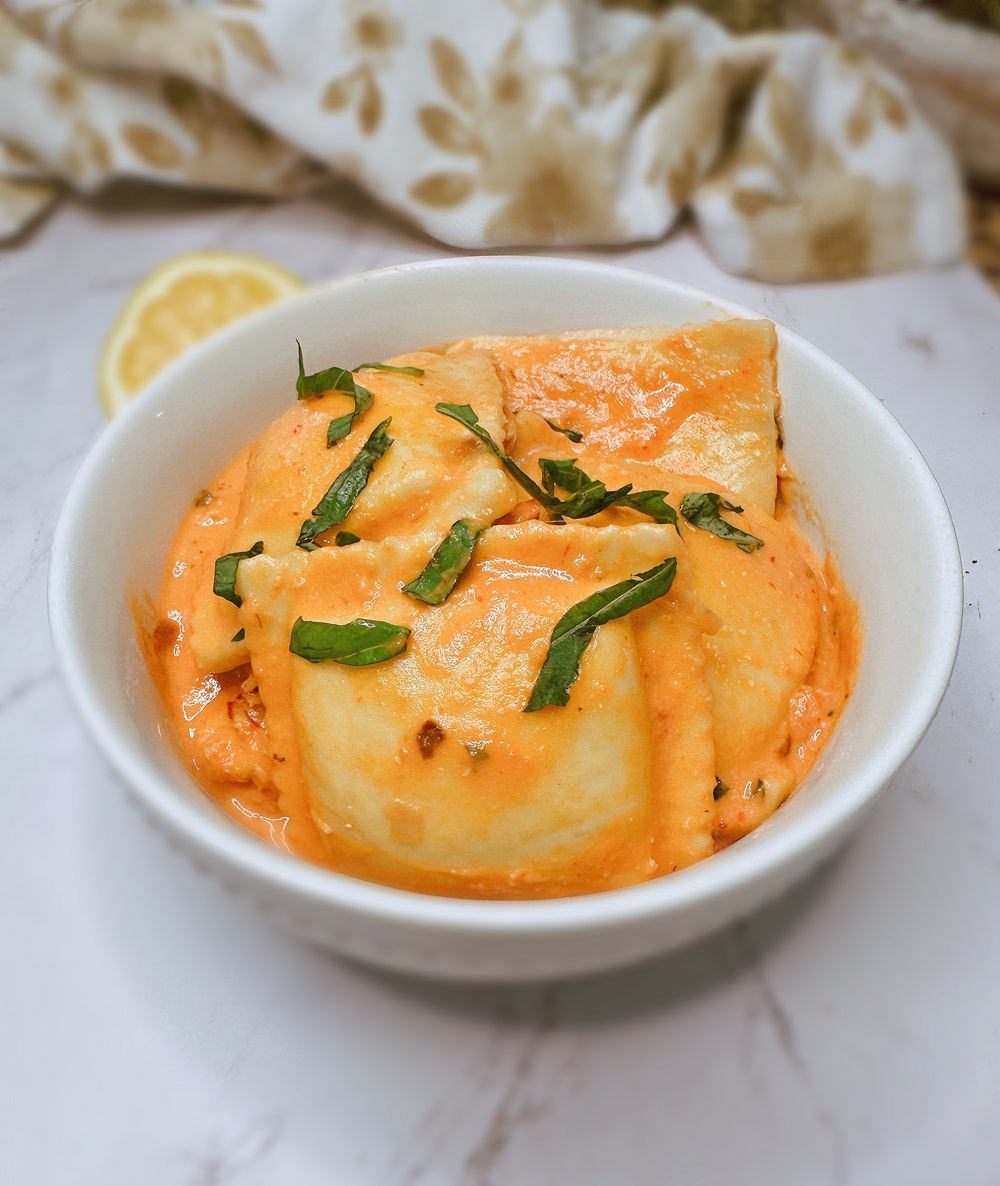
[48,255,964,935]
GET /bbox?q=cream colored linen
[0,0,964,279]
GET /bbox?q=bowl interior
[50,257,962,926]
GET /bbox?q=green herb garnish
[619,490,678,527]
[402,520,481,605]
[232,628,246,642]
[295,341,356,399]
[544,417,583,443]
[539,457,591,497]
[297,419,393,551]
[326,383,373,447]
[539,458,676,526]
[713,777,728,801]
[213,540,264,607]
[355,362,425,377]
[525,557,677,712]
[295,342,375,447]
[335,531,361,547]
[289,616,410,665]
[439,406,679,528]
[557,480,634,520]
[679,492,764,553]
[536,457,632,519]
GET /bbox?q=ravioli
[510,445,830,845]
[235,523,719,897]
[455,319,780,513]
[146,321,859,900]
[187,349,520,673]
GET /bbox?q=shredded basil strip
[539,457,591,497]
[558,480,634,520]
[436,402,557,509]
[439,406,680,528]
[680,492,764,553]
[295,341,356,399]
[355,362,425,377]
[213,540,264,607]
[289,616,410,665]
[295,342,375,446]
[536,457,632,519]
[544,417,583,443]
[525,556,677,712]
[402,520,481,605]
[713,777,729,801]
[435,403,627,520]
[539,458,676,525]
[297,418,393,551]
[232,628,246,642]
[335,531,361,547]
[619,490,678,527]
[327,383,373,448]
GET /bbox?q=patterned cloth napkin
[0,0,966,281]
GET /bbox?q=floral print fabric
[0,0,964,280]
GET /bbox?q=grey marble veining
[2,184,998,1185]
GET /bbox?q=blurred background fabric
[4,0,995,282]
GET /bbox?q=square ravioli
[454,319,780,514]
[187,349,521,673]
[235,522,718,897]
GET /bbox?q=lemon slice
[98,250,304,418]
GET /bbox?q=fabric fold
[0,0,965,280]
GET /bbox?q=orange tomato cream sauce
[140,321,860,899]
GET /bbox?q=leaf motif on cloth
[358,70,383,135]
[414,32,622,243]
[320,66,384,134]
[121,123,184,168]
[410,171,475,207]
[219,19,279,74]
[418,106,481,154]
[731,187,780,216]
[429,38,480,111]
[322,75,354,112]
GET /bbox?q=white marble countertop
[2,184,998,1186]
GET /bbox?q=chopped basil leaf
[680,492,764,553]
[525,556,677,712]
[355,362,425,377]
[335,531,361,546]
[539,458,677,526]
[232,628,246,642]
[297,418,393,551]
[539,457,592,497]
[439,406,677,528]
[402,519,481,605]
[289,616,410,665]
[296,342,374,446]
[558,480,634,520]
[213,540,264,607]
[295,341,355,399]
[619,490,678,527]
[436,402,557,510]
[544,417,583,443]
[713,777,728,801]
[327,383,373,448]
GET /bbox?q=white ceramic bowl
[49,257,962,982]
